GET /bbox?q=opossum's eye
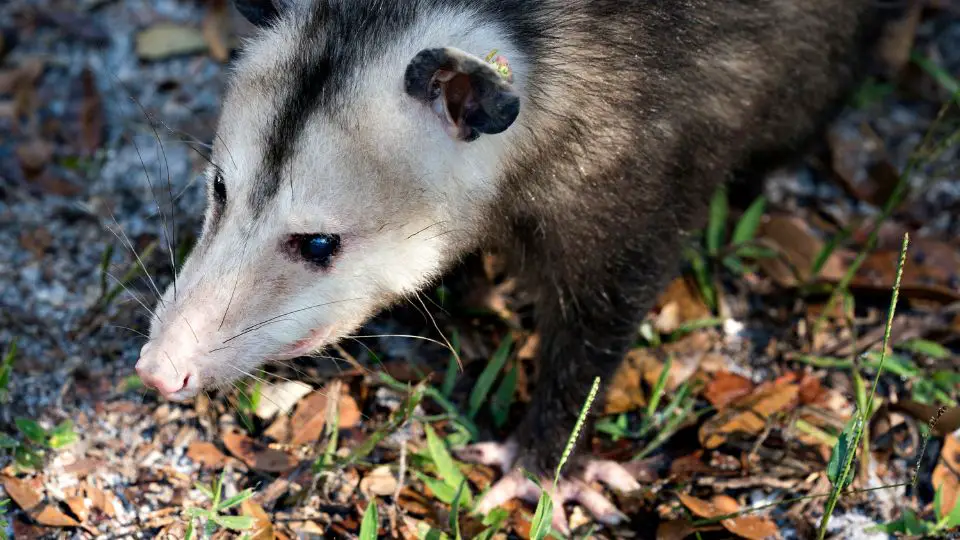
[288,234,341,268]
[213,170,227,205]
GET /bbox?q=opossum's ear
[233,0,292,27]
[404,47,520,142]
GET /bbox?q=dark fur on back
[237,0,904,474]
[477,0,901,471]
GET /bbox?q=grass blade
[359,499,379,540]
[706,186,729,255]
[467,334,513,420]
[817,233,909,539]
[731,196,766,245]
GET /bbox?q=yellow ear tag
[485,49,513,84]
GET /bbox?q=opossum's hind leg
[457,441,646,534]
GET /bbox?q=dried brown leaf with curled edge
[678,493,779,540]
[699,379,800,449]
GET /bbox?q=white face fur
[134,4,528,401]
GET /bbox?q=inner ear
[404,47,520,142]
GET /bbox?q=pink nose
[136,364,192,396]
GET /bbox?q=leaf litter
[0,0,958,539]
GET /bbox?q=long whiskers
[105,211,164,303]
[221,298,365,344]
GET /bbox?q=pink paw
[456,440,642,535]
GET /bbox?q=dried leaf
[78,68,103,156]
[699,382,800,449]
[1,475,43,511]
[656,519,698,540]
[360,465,398,497]
[721,515,779,540]
[65,496,88,523]
[704,371,755,410]
[136,24,208,61]
[32,504,81,528]
[222,430,297,473]
[678,494,779,540]
[255,380,313,420]
[755,215,848,286]
[240,498,274,540]
[289,389,329,446]
[186,441,227,469]
[933,434,960,520]
[202,0,232,62]
[654,277,711,334]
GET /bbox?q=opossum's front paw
[456,440,641,535]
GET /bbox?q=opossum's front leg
[458,240,678,533]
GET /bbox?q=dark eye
[291,234,341,268]
[213,170,226,205]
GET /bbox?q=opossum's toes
[579,459,643,493]
[454,439,517,472]
[473,467,631,536]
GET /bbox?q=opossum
[135,0,902,532]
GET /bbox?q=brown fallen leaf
[1,475,43,511]
[65,496,88,523]
[889,401,960,436]
[186,441,228,469]
[202,0,232,62]
[85,484,117,518]
[678,493,779,540]
[32,504,81,528]
[605,349,650,414]
[241,498,275,540]
[704,371,755,410]
[699,381,800,449]
[656,519,698,540]
[289,385,361,445]
[932,433,960,519]
[289,389,330,446]
[78,67,104,157]
[653,276,712,334]
[722,515,780,540]
[755,214,849,287]
[222,430,297,473]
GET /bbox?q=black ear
[233,0,287,27]
[404,47,520,142]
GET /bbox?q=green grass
[0,339,16,403]
[0,498,9,540]
[686,189,773,313]
[183,471,256,540]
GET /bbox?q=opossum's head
[135,0,525,401]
